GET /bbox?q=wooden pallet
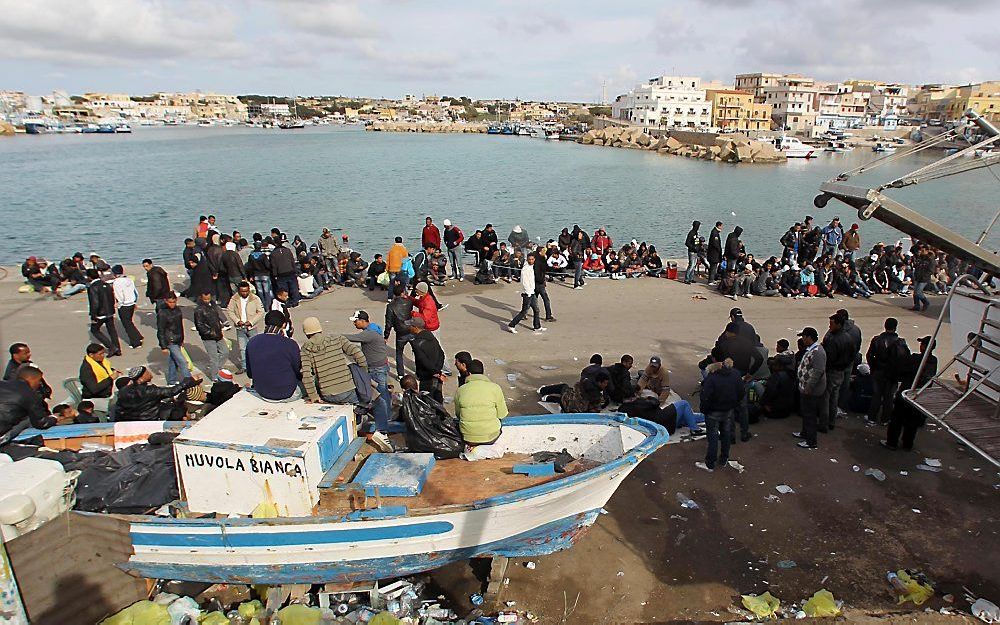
[908,385,1000,462]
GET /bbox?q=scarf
[85,355,113,384]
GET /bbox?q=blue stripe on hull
[122,509,601,584]
[132,520,453,547]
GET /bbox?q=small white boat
[775,135,816,158]
[16,393,668,584]
[115,123,132,133]
[872,142,897,153]
[545,130,560,140]
[197,119,215,127]
[824,141,851,153]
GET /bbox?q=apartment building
[705,89,772,131]
[867,84,910,123]
[734,73,784,101]
[612,75,713,129]
[761,75,818,131]
[944,81,1000,122]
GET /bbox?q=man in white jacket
[507,254,546,334]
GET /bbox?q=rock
[612,140,623,148]
[665,137,683,151]
[718,145,733,161]
[657,147,670,154]
[580,133,595,145]
[0,121,15,137]
[636,133,651,147]
[593,139,604,146]
[708,145,722,159]
[734,144,753,162]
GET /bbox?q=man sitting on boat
[114,366,201,422]
[245,311,302,402]
[453,359,508,448]
[300,316,367,405]
[0,366,56,443]
[79,343,119,399]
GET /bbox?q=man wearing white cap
[443,219,465,280]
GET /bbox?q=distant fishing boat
[487,125,501,135]
[23,120,48,135]
[545,130,560,140]
[774,135,816,158]
[824,141,851,153]
[872,142,897,153]
[279,119,306,129]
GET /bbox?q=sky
[1,0,998,102]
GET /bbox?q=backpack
[886,337,911,375]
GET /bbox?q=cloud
[267,0,378,39]
[494,13,570,37]
[0,0,246,65]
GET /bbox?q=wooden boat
[16,393,668,584]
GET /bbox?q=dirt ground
[1,268,997,623]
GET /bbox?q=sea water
[1,125,996,263]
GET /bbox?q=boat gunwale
[26,414,669,527]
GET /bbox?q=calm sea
[1,125,997,264]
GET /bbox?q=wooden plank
[5,512,147,625]
[318,436,366,489]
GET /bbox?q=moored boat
[872,142,897,153]
[774,135,816,158]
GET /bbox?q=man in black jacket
[219,243,245,307]
[115,366,200,422]
[194,291,230,381]
[608,355,636,404]
[821,312,855,431]
[244,241,273,310]
[0,366,56,443]
[407,317,445,403]
[87,269,121,356]
[269,236,300,307]
[707,221,723,283]
[367,254,387,291]
[79,343,119,399]
[532,246,555,322]
[696,359,743,471]
[142,259,171,308]
[866,317,908,425]
[712,322,764,442]
[836,308,862,411]
[384,283,415,378]
[724,226,743,267]
[684,221,701,283]
[157,292,190,384]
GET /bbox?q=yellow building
[944,81,1000,122]
[705,89,772,131]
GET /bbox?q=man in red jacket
[422,216,441,251]
[412,282,451,375]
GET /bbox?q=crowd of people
[1,212,952,465]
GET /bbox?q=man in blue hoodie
[696,358,744,472]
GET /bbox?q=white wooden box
[173,391,354,516]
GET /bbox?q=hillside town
[2,73,998,136]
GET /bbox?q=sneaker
[439,303,449,311]
[533,327,547,333]
[792,431,805,439]
[836,408,847,417]
[689,428,705,436]
[507,326,518,334]
[797,441,817,449]
[729,294,739,301]
[746,294,753,299]
[694,461,714,472]
[864,416,879,426]
[574,286,583,290]
[544,317,557,322]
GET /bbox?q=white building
[867,84,910,124]
[761,76,818,132]
[260,103,291,117]
[611,75,713,129]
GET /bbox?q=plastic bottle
[886,571,908,592]
[676,492,699,509]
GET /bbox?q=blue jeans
[394,336,411,378]
[704,410,733,469]
[202,338,229,380]
[165,344,190,385]
[685,251,697,282]
[62,283,88,296]
[369,365,391,431]
[274,274,300,306]
[913,281,929,309]
[573,260,584,287]
[235,327,258,370]
[448,248,464,279]
[674,400,705,431]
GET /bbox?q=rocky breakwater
[366,121,488,133]
[578,127,785,164]
[0,121,15,137]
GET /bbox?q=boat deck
[317,447,595,515]
[907,384,1000,465]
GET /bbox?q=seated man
[453,359,508,446]
[0,366,56,443]
[115,366,201,421]
[752,352,796,420]
[50,403,78,425]
[204,369,241,414]
[75,400,100,424]
[607,354,636,404]
[246,311,302,401]
[637,356,670,403]
[620,390,705,435]
[300,316,366,404]
[79,343,119,399]
[560,371,609,413]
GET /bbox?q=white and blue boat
[17,393,667,585]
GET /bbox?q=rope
[839,128,959,179]
[885,134,1000,188]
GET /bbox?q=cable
[839,128,959,179]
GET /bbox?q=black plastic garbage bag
[74,439,179,514]
[399,391,464,459]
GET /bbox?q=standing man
[443,220,465,280]
[843,223,861,262]
[269,235,300,307]
[707,221,723,284]
[695,358,743,472]
[866,317,908,425]
[157,292,191,385]
[87,269,122,356]
[821,217,844,257]
[821,312,854,432]
[712,321,763,442]
[245,241,273,311]
[345,310,391,430]
[794,326,826,449]
[226,281,263,375]
[111,265,143,349]
[387,236,409,302]
[724,226,743,269]
[194,291,230,381]
[412,283,451,374]
[385,283,415,378]
[142,259,171,309]
[532,246,556,323]
[300,316,366,405]
[318,227,342,281]
[421,216,441,251]
[406,317,445,403]
[219,242,245,307]
[837,308,862,412]
[507,253,543,334]
[911,247,934,312]
[684,220,701,284]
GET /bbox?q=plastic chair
[62,377,112,420]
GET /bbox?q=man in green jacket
[300,316,367,404]
[453,359,508,444]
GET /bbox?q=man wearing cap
[406,317,445,403]
[204,369,240,413]
[245,310,302,401]
[794,326,826,449]
[345,311,391,428]
[638,356,671,404]
[115,365,201,422]
[318,227,342,281]
[443,220,465,280]
[300,316,367,405]
[821,217,844,258]
[111,265,143,349]
[421,216,441,251]
[843,223,861,262]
